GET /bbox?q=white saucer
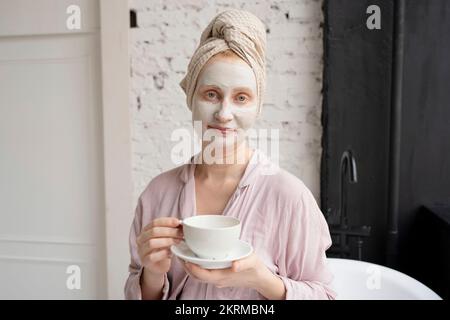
[170,240,253,269]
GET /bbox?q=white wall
[128,0,324,204]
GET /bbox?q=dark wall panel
[322,0,394,263]
[398,0,450,284]
[322,0,450,296]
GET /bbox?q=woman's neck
[195,143,253,183]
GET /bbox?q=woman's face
[192,57,258,150]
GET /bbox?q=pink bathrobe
[124,150,336,300]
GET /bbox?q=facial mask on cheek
[231,104,258,131]
[192,98,220,137]
[192,99,258,140]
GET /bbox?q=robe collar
[177,148,275,189]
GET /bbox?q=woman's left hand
[181,252,268,290]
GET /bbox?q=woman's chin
[203,140,237,151]
[200,139,249,161]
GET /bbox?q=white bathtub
[327,258,442,300]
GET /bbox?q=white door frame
[99,0,133,299]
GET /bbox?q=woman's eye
[206,91,218,100]
[236,95,248,103]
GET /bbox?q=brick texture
[129,0,324,205]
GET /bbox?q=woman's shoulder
[140,163,189,200]
[258,165,316,206]
[257,166,324,230]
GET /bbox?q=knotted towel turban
[180,9,267,115]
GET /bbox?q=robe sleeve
[276,187,337,300]
[124,196,171,300]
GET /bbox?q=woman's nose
[214,99,233,123]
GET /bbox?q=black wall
[398,0,450,295]
[322,0,450,295]
[322,0,394,263]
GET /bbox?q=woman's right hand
[137,217,183,276]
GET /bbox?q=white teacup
[181,215,241,260]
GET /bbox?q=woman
[125,9,336,300]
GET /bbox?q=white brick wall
[129,0,324,205]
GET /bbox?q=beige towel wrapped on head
[180,9,267,114]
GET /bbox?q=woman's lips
[207,125,237,134]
